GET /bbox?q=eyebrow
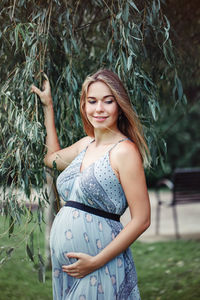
[87,95,115,100]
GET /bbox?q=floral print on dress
[65,229,73,240]
[54,268,61,278]
[85,213,93,223]
[83,232,89,243]
[90,275,98,286]
[72,209,80,219]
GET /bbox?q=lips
[93,116,108,121]
[94,116,108,119]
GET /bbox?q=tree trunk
[44,168,57,269]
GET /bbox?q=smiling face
[85,81,119,132]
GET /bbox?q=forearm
[43,102,60,156]
[31,80,63,167]
[93,218,150,269]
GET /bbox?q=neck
[93,128,123,146]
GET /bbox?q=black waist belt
[64,201,120,222]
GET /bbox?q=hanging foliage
[0,0,186,276]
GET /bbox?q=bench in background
[155,167,200,239]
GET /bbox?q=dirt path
[120,190,200,242]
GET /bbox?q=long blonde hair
[80,69,150,167]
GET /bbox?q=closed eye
[87,100,96,104]
[105,99,114,104]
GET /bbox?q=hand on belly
[62,252,97,278]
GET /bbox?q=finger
[30,84,36,92]
[62,266,73,272]
[68,273,84,279]
[62,268,76,274]
[62,267,78,275]
[71,274,84,279]
[62,263,78,272]
[63,269,84,279]
[42,80,49,90]
[62,261,78,269]
[31,85,42,97]
[67,252,81,259]
[43,73,49,81]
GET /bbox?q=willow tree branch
[75,15,111,32]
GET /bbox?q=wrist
[92,254,105,270]
[43,101,53,110]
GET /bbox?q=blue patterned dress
[50,139,141,300]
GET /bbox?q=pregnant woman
[31,69,150,300]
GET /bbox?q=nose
[96,101,104,112]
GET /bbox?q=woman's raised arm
[31,78,90,171]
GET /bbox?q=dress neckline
[79,137,129,174]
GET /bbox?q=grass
[0,214,52,300]
[133,240,200,300]
[0,215,200,300]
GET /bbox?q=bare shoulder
[115,140,142,161]
[111,140,143,174]
[48,135,93,170]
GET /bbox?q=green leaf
[161,138,167,155]
[127,0,140,13]
[26,244,34,262]
[127,55,132,71]
[63,39,69,54]
[38,252,45,282]
[38,264,45,283]
[9,217,14,238]
[123,3,129,23]
[116,12,122,20]
[71,38,79,54]
[14,24,20,50]
[29,231,34,256]
[182,94,187,104]
[175,76,183,101]
[148,101,157,121]
[6,247,14,257]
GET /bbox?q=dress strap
[108,137,129,152]
[89,138,95,144]
[83,138,95,151]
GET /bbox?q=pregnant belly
[50,206,122,265]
